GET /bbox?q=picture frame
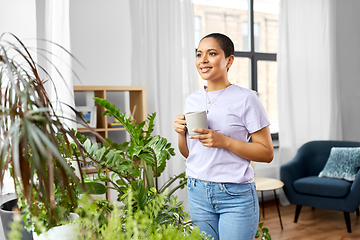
[76,106,97,128]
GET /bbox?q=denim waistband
[188,177,254,187]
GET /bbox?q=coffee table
[254,177,284,229]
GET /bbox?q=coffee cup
[185,111,208,136]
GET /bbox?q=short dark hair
[200,33,235,58]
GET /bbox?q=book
[108,123,125,128]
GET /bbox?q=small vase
[32,213,79,240]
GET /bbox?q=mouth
[200,67,212,73]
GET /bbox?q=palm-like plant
[0,32,99,231]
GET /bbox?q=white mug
[185,111,208,136]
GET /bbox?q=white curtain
[277,0,342,167]
[41,0,75,130]
[129,0,198,210]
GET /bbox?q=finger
[177,114,185,120]
[176,124,186,130]
[192,128,209,134]
[178,120,187,125]
[189,133,208,140]
[176,126,187,134]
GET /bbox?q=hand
[189,128,227,148]
[174,114,187,135]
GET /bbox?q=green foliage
[74,192,210,240]
[79,98,185,204]
[255,215,271,240]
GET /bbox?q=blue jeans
[187,178,259,240]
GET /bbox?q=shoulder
[228,84,259,101]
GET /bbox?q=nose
[201,55,208,63]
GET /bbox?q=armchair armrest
[280,149,311,203]
[280,150,309,185]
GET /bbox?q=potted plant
[0,32,106,240]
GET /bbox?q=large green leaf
[78,182,108,195]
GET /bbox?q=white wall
[336,0,360,142]
[70,0,132,86]
[0,0,37,39]
[0,0,37,193]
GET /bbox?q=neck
[206,81,232,92]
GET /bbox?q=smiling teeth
[201,67,211,73]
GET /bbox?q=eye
[196,53,202,58]
[209,52,216,56]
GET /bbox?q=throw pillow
[318,147,360,181]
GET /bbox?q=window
[193,0,279,138]
[242,22,260,51]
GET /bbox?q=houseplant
[71,191,210,240]
[78,97,186,203]
[0,32,106,239]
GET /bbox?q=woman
[174,33,273,240]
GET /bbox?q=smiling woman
[174,33,273,240]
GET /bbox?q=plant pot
[32,213,79,240]
[0,198,33,240]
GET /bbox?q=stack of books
[108,122,125,128]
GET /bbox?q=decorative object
[204,84,232,114]
[32,213,79,240]
[319,147,360,181]
[76,106,97,128]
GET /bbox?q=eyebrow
[196,48,218,53]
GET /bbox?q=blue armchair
[280,140,360,233]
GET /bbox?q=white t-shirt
[184,84,270,183]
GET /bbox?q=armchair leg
[344,212,351,233]
[294,205,302,223]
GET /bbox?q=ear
[226,55,235,69]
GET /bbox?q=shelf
[107,128,126,132]
[74,85,147,139]
[77,128,106,133]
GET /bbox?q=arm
[174,114,189,158]
[190,126,273,163]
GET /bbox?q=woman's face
[196,37,232,82]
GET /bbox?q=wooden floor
[259,200,360,240]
